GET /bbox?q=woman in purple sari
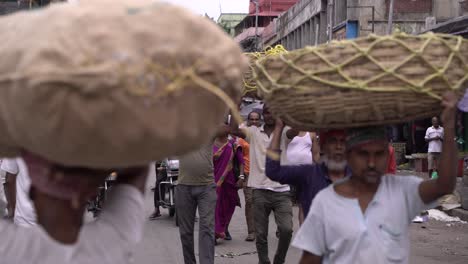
[213,135,243,241]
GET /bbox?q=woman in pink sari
[213,135,243,241]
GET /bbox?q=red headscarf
[319,129,346,148]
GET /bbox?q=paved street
[132,175,468,264]
[134,183,302,264]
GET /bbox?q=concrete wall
[356,0,427,35]
[263,0,463,49]
[434,0,461,21]
[268,0,327,50]
[276,0,324,38]
[347,0,454,36]
[346,0,387,36]
[373,21,427,35]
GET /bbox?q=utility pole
[254,0,259,50]
[328,0,334,42]
[387,0,395,34]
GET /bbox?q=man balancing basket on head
[252,32,464,264]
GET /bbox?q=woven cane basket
[243,45,287,96]
[254,32,468,129]
[243,52,261,96]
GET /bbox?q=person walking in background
[285,131,320,166]
[149,161,167,220]
[237,110,261,242]
[175,143,217,264]
[425,116,444,178]
[266,125,349,223]
[239,106,293,264]
[1,158,37,227]
[284,129,320,225]
[213,132,243,242]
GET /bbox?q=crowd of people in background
[0,94,458,264]
[144,92,457,264]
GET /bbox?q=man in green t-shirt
[176,143,217,264]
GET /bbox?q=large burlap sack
[0,0,247,168]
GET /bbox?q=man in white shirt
[1,158,37,226]
[425,116,444,177]
[0,153,148,264]
[240,106,293,264]
[293,92,458,264]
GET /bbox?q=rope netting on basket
[243,45,288,96]
[254,32,468,129]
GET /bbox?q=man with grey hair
[266,124,350,219]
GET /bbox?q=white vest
[286,132,313,165]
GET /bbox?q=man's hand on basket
[275,118,285,130]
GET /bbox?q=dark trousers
[176,184,217,264]
[153,175,167,208]
[253,189,293,264]
[243,186,255,234]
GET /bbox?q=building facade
[241,0,468,161]
[262,0,466,50]
[234,0,300,51]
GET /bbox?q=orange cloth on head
[237,138,250,174]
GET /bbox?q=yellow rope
[243,45,288,95]
[255,32,468,101]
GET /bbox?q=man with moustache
[236,106,293,264]
[293,92,458,264]
[266,121,350,218]
[237,110,261,242]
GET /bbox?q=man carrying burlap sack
[0,152,149,264]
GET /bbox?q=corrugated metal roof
[248,0,298,15]
[262,19,277,42]
[423,15,468,34]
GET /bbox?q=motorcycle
[158,158,179,225]
[87,172,117,218]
